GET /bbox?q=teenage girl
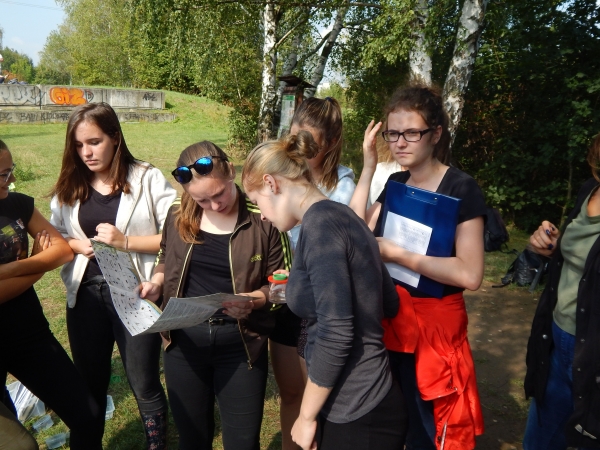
[243,131,407,450]
[350,84,486,450]
[0,139,103,450]
[140,141,290,450]
[272,96,355,450]
[50,103,176,449]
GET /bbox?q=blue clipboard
[379,181,461,298]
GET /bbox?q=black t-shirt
[375,167,487,297]
[79,187,121,278]
[0,193,48,340]
[183,231,233,318]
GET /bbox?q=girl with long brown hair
[350,84,486,449]
[139,141,291,450]
[50,103,176,449]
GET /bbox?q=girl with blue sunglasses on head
[140,141,291,450]
[50,102,176,449]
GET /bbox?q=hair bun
[285,130,320,161]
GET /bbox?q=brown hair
[290,96,343,192]
[242,130,320,192]
[587,133,600,182]
[175,141,234,244]
[0,140,8,153]
[384,83,451,164]
[50,102,136,206]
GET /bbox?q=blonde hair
[175,141,234,244]
[242,131,320,192]
[290,97,343,192]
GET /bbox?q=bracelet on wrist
[124,235,128,251]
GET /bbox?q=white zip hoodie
[50,162,177,308]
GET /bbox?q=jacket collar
[234,184,251,230]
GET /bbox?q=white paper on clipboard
[382,212,432,288]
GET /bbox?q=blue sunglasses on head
[172,156,229,184]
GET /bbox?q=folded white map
[91,240,253,336]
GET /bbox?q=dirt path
[465,281,540,449]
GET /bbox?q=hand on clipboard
[380,181,461,298]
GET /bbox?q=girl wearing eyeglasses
[0,139,103,449]
[139,141,291,450]
[49,103,176,449]
[349,84,486,450]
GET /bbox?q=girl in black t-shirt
[0,140,103,449]
[349,84,486,450]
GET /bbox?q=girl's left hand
[31,230,52,257]
[222,293,255,320]
[376,237,403,262]
[94,223,126,249]
[291,416,317,450]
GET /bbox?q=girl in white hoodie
[50,103,176,449]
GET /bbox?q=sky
[0,0,65,65]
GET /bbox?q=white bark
[257,2,278,143]
[305,7,348,98]
[443,0,489,147]
[408,0,431,85]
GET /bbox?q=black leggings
[164,322,268,450]
[0,309,103,449]
[317,381,408,450]
[67,279,167,434]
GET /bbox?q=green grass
[2,93,533,449]
[483,225,532,286]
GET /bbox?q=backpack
[493,248,549,292]
[484,207,509,252]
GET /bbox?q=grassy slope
[1,91,283,449]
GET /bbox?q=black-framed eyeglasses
[381,129,432,143]
[171,156,229,184]
[0,164,16,184]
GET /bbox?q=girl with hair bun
[242,131,407,450]
[273,96,355,450]
[140,141,291,450]
[350,83,486,449]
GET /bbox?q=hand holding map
[91,240,254,336]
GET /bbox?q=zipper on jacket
[176,244,194,297]
[229,221,253,370]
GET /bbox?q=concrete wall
[0,110,175,124]
[0,85,164,109]
[0,85,40,107]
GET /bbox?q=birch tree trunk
[305,6,348,98]
[443,0,489,148]
[408,0,431,84]
[257,2,278,143]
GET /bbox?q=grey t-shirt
[286,200,397,423]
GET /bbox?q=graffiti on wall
[49,87,95,106]
[0,85,39,106]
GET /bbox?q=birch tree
[408,0,431,84]
[443,0,489,145]
[257,2,278,142]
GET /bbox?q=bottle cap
[268,274,288,284]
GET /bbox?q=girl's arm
[0,208,73,281]
[377,215,485,291]
[93,224,161,253]
[349,120,384,230]
[291,380,333,450]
